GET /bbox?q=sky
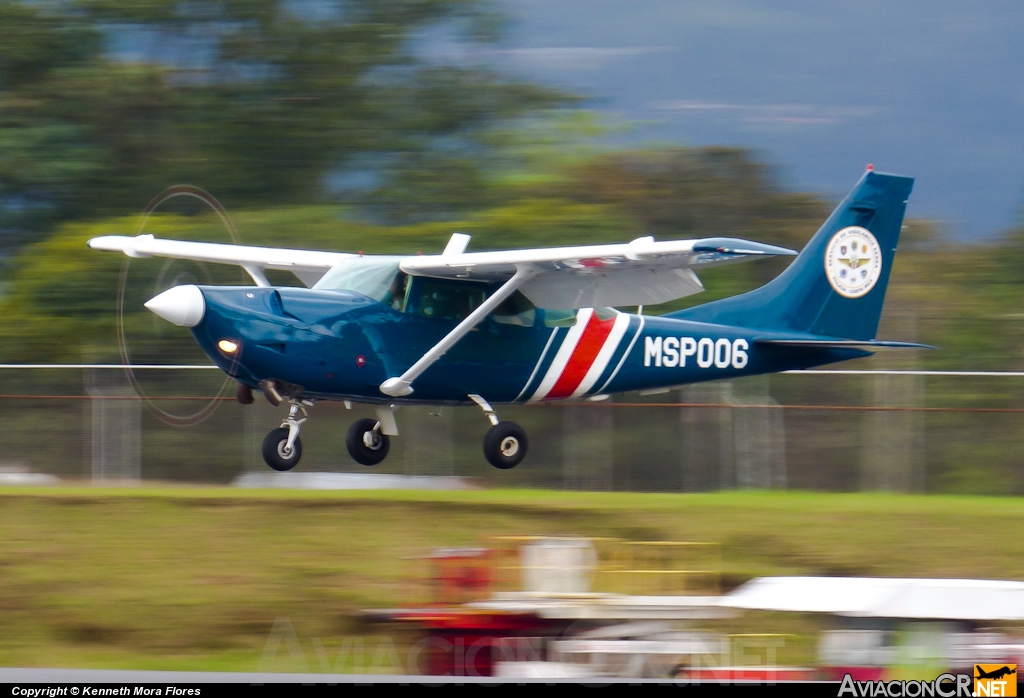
[487,0,1024,240]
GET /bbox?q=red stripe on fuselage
[546,313,617,399]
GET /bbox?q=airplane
[976,666,1017,681]
[88,168,925,471]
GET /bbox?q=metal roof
[722,577,1024,620]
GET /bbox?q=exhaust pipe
[236,382,254,405]
[259,380,283,407]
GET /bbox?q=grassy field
[0,486,1022,672]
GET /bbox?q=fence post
[679,382,736,490]
[731,376,787,489]
[561,404,614,490]
[86,369,141,483]
[861,372,925,492]
[862,305,925,491]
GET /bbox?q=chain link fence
[1,366,1023,494]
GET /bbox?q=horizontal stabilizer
[755,339,935,350]
[690,238,797,256]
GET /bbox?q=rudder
[670,170,914,340]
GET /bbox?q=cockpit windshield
[313,256,408,308]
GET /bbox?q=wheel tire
[483,421,528,469]
[346,418,390,466]
[236,382,254,405]
[262,427,302,471]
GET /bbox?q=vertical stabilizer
[671,170,914,340]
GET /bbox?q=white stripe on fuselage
[513,326,560,403]
[595,313,645,395]
[528,308,594,402]
[571,312,631,398]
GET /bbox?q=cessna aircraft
[89,169,924,471]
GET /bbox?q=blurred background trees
[0,0,567,246]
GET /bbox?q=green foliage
[0,219,121,362]
[0,0,571,243]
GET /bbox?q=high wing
[89,232,796,305]
[399,235,796,308]
[89,231,796,398]
[87,234,352,288]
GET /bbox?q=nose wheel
[261,401,309,471]
[346,418,390,465]
[262,427,303,471]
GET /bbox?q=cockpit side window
[383,272,410,311]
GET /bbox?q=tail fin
[671,169,914,340]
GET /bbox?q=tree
[0,0,570,248]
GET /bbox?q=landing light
[218,339,239,355]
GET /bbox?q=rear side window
[541,307,616,327]
[543,309,577,327]
[493,292,536,327]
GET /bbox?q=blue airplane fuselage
[192,284,866,406]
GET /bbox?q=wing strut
[241,264,271,288]
[379,266,535,397]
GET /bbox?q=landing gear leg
[259,379,283,407]
[261,401,310,471]
[469,394,528,469]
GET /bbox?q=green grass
[0,486,1022,672]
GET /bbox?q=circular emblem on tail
[824,226,882,298]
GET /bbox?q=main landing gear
[346,418,390,466]
[344,405,397,466]
[339,398,528,470]
[469,394,528,470]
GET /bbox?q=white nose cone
[144,285,206,327]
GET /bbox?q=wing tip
[87,234,155,257]
[86,235,124,250]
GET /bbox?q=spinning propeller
[117,186,247,426]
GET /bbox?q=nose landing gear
[261,400,309,471]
